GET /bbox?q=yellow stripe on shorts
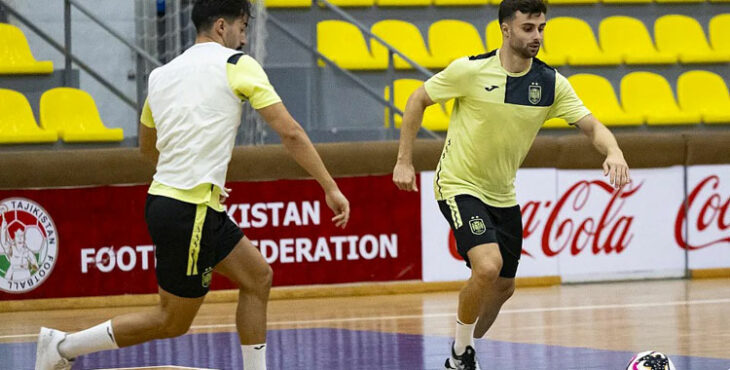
[446,197,463,230]
[187,204,207,276]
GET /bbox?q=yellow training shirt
[425,49,590,207]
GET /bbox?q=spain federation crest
[0,198,58,293]
[469,216,487,236]
[528,82,542,105]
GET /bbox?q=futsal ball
[626,351,676,370]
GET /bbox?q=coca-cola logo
[538,180,641,258]
[675,175,730,250]
[447,180,642,259]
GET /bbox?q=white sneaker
[444,344,481,370]
[35,327,74,370]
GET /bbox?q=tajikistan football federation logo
[0,198,58,293]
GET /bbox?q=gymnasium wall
[0,132,728,303]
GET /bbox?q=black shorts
[438,194,523,278]
[145,194,244,298]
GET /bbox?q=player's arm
[393,57,468,192]
[574,114,631,189]
[393,86,435,192]
[257,103,349,228]
[138,99,159,165]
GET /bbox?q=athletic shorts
[437,194,523,278]
[145,194,243,298]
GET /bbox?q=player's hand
[219,187,232,204]
[326,188,350,229]
[603,150,631,189]
[393,161,418,192]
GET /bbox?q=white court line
[2,297,728,340]
[196,297,730,329]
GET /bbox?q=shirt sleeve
[140,98,155,128]
[227,55,282,110]
[548,72,591,125]
[423,57,472,103]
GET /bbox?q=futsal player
[393,0,631,368]
[35,1,350,369]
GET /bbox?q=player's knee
[471,261,501,285]
[158,317,191,338]
[260,264,273,290]
[242,263,273,296]
[500,282,515,301]
[153,310,193,339]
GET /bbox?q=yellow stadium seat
[601,0,650,3]
[544,17,621,66]
[317,20,386,70]
[655,0,702,3]
[677,71,730,124]
[371,20,441,69]
[485,20,566,66]
[485,20,502,51]
[568,74,643,126]
[0,89,57,144]
[0,24,53,75]
[547,0,597,4]
[434,0,488,5]
[384,79,453,131]
[599,16,677,65]
[375,0,431,5]
[327,0,375,6]
[542,118,571,128]
[655,15,730,64]
[429,20,485,66]
[621,72,701,125]
[40,88,124,142]
[263,0,311,7]
[709,14,730,52]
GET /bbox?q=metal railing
[0,0,162,111]
[318,0,441,139]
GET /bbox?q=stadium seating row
[0,23,53,75]
[318,14,730,69]
[266,0,730,7]
[0,88,123,144]
[385,71,730,130]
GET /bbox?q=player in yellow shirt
[393,0,630,369]
[35,1,349,370]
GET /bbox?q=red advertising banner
[0,174,422,300]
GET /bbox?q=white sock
[58,320,119,359]
[242,343,267,370]
[453,318,476,355]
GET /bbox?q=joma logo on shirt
[484,85,499,92]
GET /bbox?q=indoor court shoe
[444,344,481,370]
[35,327,74,370]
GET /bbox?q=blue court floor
[2,328,729,370]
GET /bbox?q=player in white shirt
[34,1,350,370]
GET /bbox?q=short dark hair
[192,0,252,33]
[498,0,547,25]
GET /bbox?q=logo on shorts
[0,198,58,293]
[201,266,213,288]
[528,82,542,105]
[469,216,486,236]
